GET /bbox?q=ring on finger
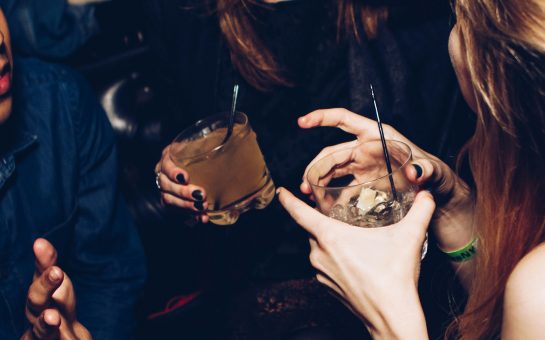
[155,171,162,191]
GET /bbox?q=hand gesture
[21,239,91,340]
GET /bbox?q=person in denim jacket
[0,9,146,340]
[0,0,99,59]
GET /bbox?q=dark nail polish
[192,190,203,201]
[194,201,204,211]
[176,174,186,184]
[413,164,423,178]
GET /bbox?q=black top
[139,0,474,337]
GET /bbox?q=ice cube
[356,188,378,213]
[329,204,347,221]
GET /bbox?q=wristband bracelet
[439,238,477,262]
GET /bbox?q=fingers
[405,158,462,206]
[156,149,189,185]
[32,309,61,340]
[277,187,329,237]
[405,158,441,186]
[300,181,312,195]
[156,145,209,213]
[50,272,77,318]
[198,214,209,224]
[298,108,378,137]
[399,191,436,236]
[301,140,360,193]
[33,239,58,276]
[157,171,207,205]
[26,267,63,319]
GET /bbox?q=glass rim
[307,139,413,190]
[169,111,249,162]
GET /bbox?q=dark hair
[210,0,388,92]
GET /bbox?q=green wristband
[439,238,477,262]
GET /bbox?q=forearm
[355,286,429,340]
[432,188,476,289]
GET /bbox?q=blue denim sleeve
[0,0,99,58]
[63,70,146,339]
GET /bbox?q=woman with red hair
[279,0,545,338]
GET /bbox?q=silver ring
[155,171,162,191]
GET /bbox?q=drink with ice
[328,187,416,228]
[307,140,427,257]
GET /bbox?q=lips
[0,61,11,97]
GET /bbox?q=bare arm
[502,243,545,339]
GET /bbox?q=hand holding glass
[307,140,427,257]
[169,112,275,225]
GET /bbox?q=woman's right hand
[298,108,474,251]
[155,144,209,223]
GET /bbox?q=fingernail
[176,173,186,184]
[49,269,61,283]
[194,201,204,211]
[276,188,281,195]
[413,164,423,178]
[192,190,203,201]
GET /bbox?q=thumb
[398,190,436,236]
[33,239,58,275]
[277,187,328,238]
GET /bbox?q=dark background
[61,1,470,339]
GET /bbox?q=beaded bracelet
[439,238,477,262]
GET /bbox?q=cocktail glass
[307,139,427,258]
[170,112,275,225]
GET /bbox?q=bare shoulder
[502,243,545,339]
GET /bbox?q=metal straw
[222,84,240,145]
[370,84,398,201]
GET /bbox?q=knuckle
[158,175,168,188]
[339,109,349,126]
[27,290,41,306]
[319,231,337,249]
[321,146,333,155]
[383,124,395,135]
[177,186,190,199]
[309,251,320,268]
[315,273,327,285]
[162,194,173,205]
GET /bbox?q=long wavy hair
[208,0,387,91]
[449,0,545,338]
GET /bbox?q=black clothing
[137,0,474,338]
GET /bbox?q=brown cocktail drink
[170,112,275,225]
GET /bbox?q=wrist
[433,189,475,251]
[438,237,477,262]
[365,286,428,340]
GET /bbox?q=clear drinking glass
[169,112,275,225]
[307,139,427,258]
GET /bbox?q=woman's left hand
[277,188,435,339]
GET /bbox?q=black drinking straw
[222,84,240,145]
[370,84,398,201]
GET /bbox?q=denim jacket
[0,0,99,59]
[0,58,146,339]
